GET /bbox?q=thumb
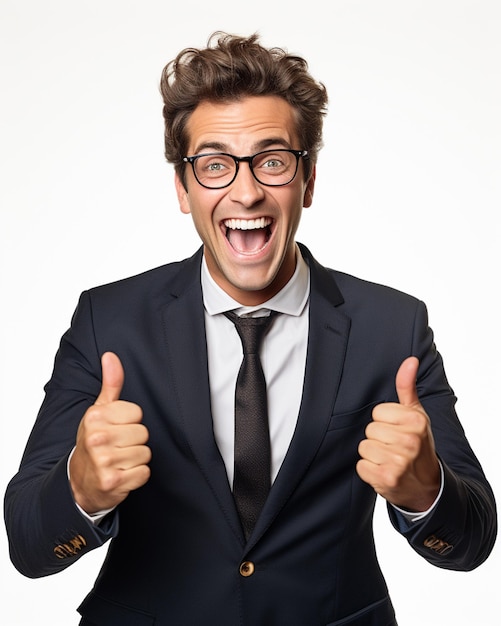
[395,356,420,407]
[96,352,124,405]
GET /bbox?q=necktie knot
[224,311,276,355]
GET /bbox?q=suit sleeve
[4,291,119,578]
[387,300,497,571]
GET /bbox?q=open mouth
[223,217,273,254]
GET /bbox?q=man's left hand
[356,356,441,512]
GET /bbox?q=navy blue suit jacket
[5,245,496,625]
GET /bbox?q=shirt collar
[202,244,310,317]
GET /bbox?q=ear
[303,165,316,208]
[175,172,191,214]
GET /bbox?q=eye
[262,157,283,169]
[206,161,226,172]
[202,158,229,173]
[253,151,289,174]
[196,154,234,178]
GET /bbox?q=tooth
[224,218,271,230]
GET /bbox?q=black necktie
[224,310,277,539]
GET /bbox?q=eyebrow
[192,137,293,155]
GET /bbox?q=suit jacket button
[239,561,255,577]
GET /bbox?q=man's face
[175,96,315,306]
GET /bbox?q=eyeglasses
[183,149,309,189]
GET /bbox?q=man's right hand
[69,352,151,515]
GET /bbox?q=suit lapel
[249,245,351,546]
[160,249,244,541]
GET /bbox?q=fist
[69,352,151,514]
[356,357,440,512]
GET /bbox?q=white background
[1,1,499,624]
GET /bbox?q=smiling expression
[175,96,315,306]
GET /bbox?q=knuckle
[402,432,419,450]
[84,405,105,424]
[86,429,111,448]
[94,450,114,468]
[381,467,400,490]
[97,469,121,493]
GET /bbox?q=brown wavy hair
[160,32,328,187]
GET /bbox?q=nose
[228,162,265,207]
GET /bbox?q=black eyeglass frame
[182,149,309,189]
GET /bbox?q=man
[4,32,497,625]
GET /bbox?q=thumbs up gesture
[70,352,151,514]
[356,357,441,512]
